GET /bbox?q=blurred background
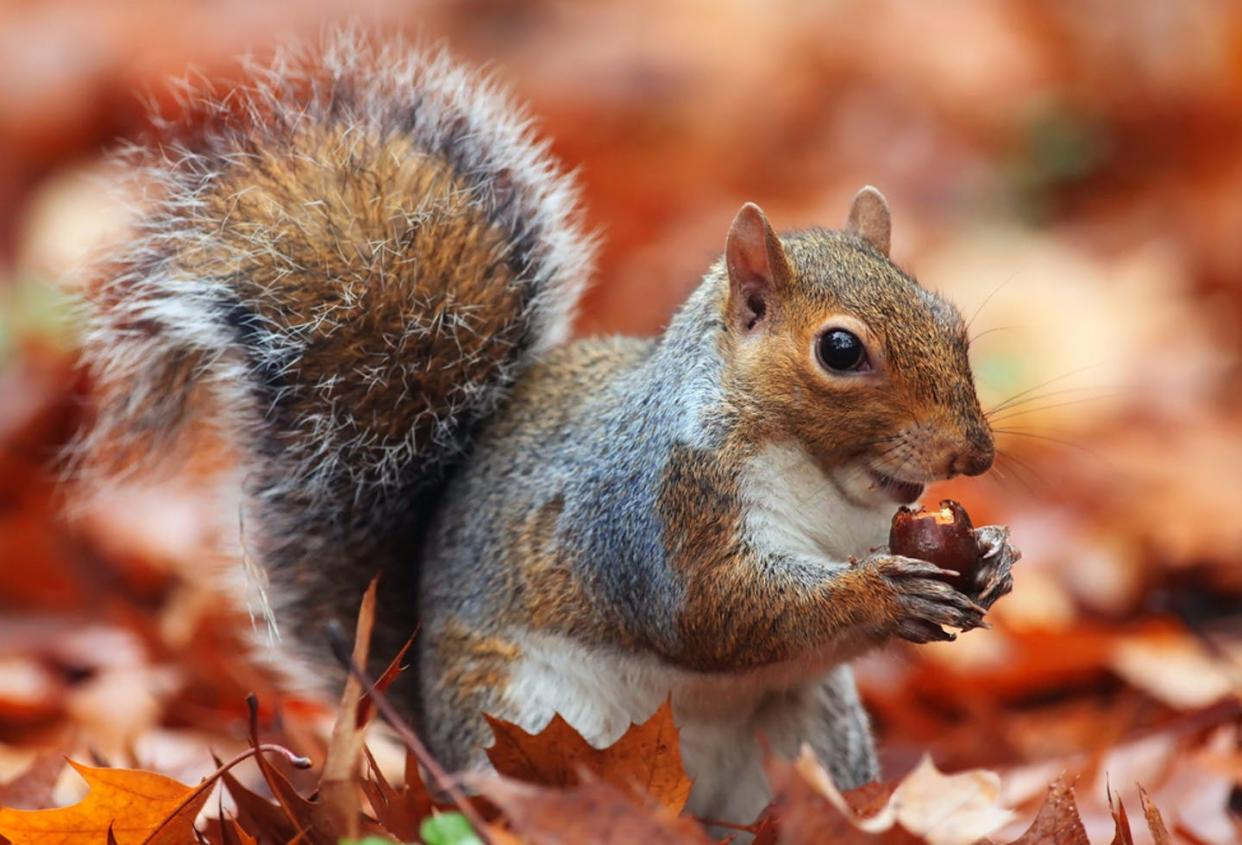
[0,1,1239,842]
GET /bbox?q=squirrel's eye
[817,329,869,373]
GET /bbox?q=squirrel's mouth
[867,468,925,504]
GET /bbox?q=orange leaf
[356,633,414,729]
[472,772,712,845]
[763,751,899,845]
[0,754,66,811]
[361,746,435,843]
[484,699,692,812]
[217,767,296,844]
[315,579,378,841]
[0,760,210,845]
[1107,783,1135,845]
[1005,776,1088,845]
[1137,787,1172,845]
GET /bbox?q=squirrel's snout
[950,434,995,477]
[951,449,993,477]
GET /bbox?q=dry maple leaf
[0,759,211,845]
[1137,786,1173,845]
[471,771,711,845]
[887,756,1015,845]
[1005,776,1089,845]
[484,699,692,812]
[1107,783,1135,845]
[764,746,1021,845]
[239,695,327,844]
[314,579,379,841]
[216,766,298,843]
[199,813,260,845]
[361,746,436,843]
[763,750,918,845]
[0,754,66,811]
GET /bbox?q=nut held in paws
[888,499,980,587]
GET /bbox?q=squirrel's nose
[951,442,995,477]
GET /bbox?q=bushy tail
[78,31,595,684]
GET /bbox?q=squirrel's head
[719,188,993,507]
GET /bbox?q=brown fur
[657,438,903,671]
[189,128,524,469]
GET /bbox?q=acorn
[888,499,979,587]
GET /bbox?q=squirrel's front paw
[970,525,1020,610]
[866,553,988,644]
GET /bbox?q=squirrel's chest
[738,442,893,560]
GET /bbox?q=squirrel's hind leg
[798,665,880,790]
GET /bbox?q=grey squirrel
[79,32,1018,827]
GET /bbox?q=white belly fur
[501,630,858,825]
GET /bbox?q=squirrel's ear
[726,202,792,333]
[845,186,891,256]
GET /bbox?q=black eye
[817,329,868,373]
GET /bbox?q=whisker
[965,273,1018,336]
[991,428,1119,474]
[985,384,1126,415]
[968,324,1020,346]
[993,450,1051,499]
[986,392,1128,424]
[984,363,1108,416]
[992,428,1092,451]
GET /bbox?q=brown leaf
[315,579,378,841]
[361,746,434,843]
[764,750,919,845]
[243,697,325,845]
[200,815,259,845]
[1137,787,1172,845]
[749,811,778,845]
[0,760,210,845]
[217,768,296,844]
[0,754,67,811]
[886,756,1014,845]
[356,633,414,729]
[1006,776,1088,845]
[224,818,258,845]
[472,772,712,845]
[1107,784,1135,845]
[844,782,896,820]
[484,699,692,812]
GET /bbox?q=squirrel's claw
[867,552,990,643]
[971,525,1020,610]
[895,618,956,644]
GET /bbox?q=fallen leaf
[1137,786,1172,845]
[315,579,379,841]
[1005,776,1088,845]
[764,749,916,844]
[217,767,297,844]
[844,782,897,820]
[356,633,414,729]
[887,756,1014,845]
[242,697,325,844]
[472,772,712,845]
[1107,783,1135,845]
[1110,632,1236,710]
[0,760,210,845]
[0,754,66,810]
[219,816,259,845]
[484,699,691,812]
[361,746,435,843]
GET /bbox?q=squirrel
[78,32,1017,827]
